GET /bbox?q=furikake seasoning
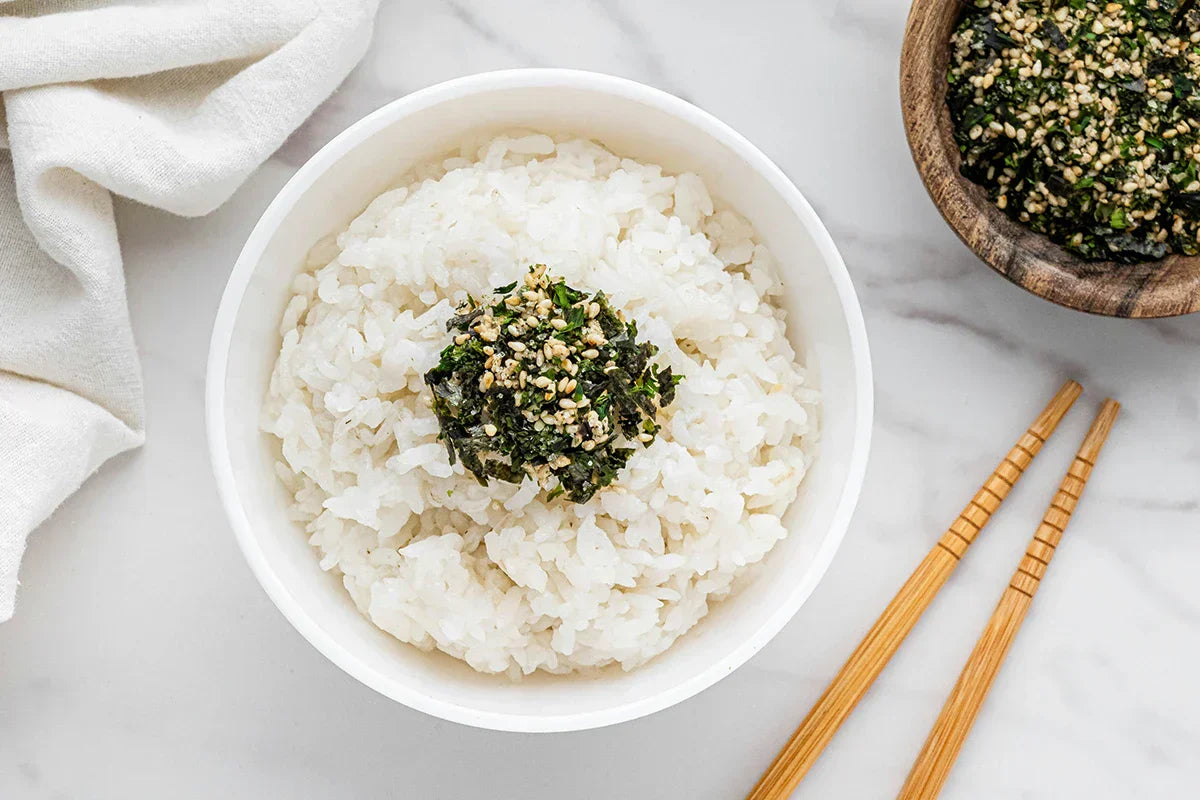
[947,0,1200,262]
[423,264,681,504]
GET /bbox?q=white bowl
[207,69,872,732]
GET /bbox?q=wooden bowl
[899,0,1200,318]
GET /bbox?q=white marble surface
[3,1,1199,797]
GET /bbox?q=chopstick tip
[1079,398,1120,460]
[1098,397,1121,425]
[1031,379,1085,439]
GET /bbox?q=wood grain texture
[745,380,1082,800]
[896,399,1120,800]
[899,0,1200,318]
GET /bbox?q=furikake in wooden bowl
[901,0,1200,317]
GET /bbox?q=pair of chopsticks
[748,380,1118,800]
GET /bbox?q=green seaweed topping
[423,265,681,503]
[947,0,1200,263]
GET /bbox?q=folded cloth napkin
[0,0,379,620]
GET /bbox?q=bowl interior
[214,76,869,731]
[900,0,1200,317]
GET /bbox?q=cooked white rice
[262,133,818,676]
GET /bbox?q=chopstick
[896,398,1119,800]
[745,379,1082,800]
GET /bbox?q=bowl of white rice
[207,69,871,732]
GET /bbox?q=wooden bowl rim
[899,0,1200,318]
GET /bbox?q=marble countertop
[4,1,1198,797]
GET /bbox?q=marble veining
[2,1,1198,797]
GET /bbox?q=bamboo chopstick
[896,398,1119,800]
[745,379,1082,800]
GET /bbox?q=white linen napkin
[0,0,379,620]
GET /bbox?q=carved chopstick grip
[896,398,1119,800]
[746,380,1083,800]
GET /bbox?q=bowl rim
[205,68,874,732]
